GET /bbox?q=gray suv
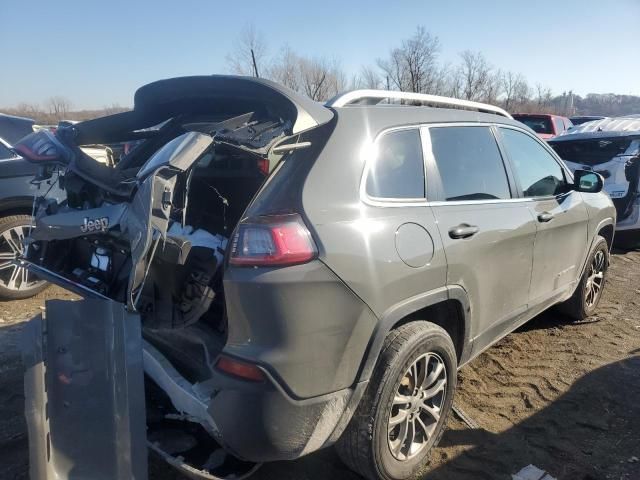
[17,76,615,480]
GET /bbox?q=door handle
[537,212,554,223]
[448,224,479,239]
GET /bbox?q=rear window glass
[429,126,511,201]
[514,116,553,135]
[366,129,425,199]
[551,138,635,166]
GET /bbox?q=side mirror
[573,169,603,193]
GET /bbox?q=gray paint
[22,299,147,480]
[20,79,617,469]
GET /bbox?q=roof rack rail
[326,89,512,119]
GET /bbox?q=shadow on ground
[2,305,639,479]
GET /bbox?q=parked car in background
[570,115,607,126]
[0,114,121,299]
[550,116,640,246]
[513,113,573,140]
[0,114,65,299]
[17,76,616,480]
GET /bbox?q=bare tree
[11,102,41,119]
[298,57,345,101]
[457,50,494,101]
[534,83,554,111]
[355,65,382,89]
[226,24,269,77]
[501,71,528,110]
[377,26,443,93]
[47,96,72,121]
[269,45,301,91]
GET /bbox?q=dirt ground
[1,249,639,480]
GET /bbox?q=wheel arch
[0,196,35,217]
[597,222,615,251]
[356,286,472,383]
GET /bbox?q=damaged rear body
[17,76,373,479]
[550,116,640,233]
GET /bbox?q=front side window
[429,126,511,201]
[500,128,567,197]
[366,128,425,199]
[0,142,14,160]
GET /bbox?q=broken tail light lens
[216,355,265,382]
[13,130,68,164]
[256,157,269,176]
[230,214,317,267]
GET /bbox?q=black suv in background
[0,114,64,299]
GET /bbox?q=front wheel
[336,321,457,480]
[558,236,609,320]
[0,215,48,300]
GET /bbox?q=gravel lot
[1,248,639,480]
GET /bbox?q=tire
[0,215,48,300]
[336,321,457,480]
[558,235,608,321]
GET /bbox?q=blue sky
[2,0,639,109]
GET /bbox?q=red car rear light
[216,355,265,382]
[13,130,67,163]
[230,214,317,267]
[256,157,269,176]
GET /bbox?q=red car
[512,113,573,140]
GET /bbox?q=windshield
[513,116,553,134]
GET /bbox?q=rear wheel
[0,215,48,300]
[336,321,456,480]
[558,236,608,320]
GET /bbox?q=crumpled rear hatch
[19,75,332,479]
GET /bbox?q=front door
[497,126,589,305]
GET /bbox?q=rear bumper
[143,340,368,463]
[207,369,368,462]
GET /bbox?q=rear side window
[366,129,425,199]
[500,128,567,197]
[429,126,511,201]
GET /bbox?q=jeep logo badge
[81,216,109,233]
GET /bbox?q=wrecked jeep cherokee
[16,76,616,480]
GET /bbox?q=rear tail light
[256,157,269,176]
[230,214,317,267]
[216,355,265,382]
[13,130,68,164]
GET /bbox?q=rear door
[423,124,537,352]
[497,126,589,305]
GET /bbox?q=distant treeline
[3,25,639,123]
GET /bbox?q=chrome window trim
[359,121,575,208]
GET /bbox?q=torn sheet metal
[22,299,147,480]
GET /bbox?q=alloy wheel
[0,225,44,292]
[387,353,447,461]
[585,249,606,309]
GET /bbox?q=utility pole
[251,49,259,78]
